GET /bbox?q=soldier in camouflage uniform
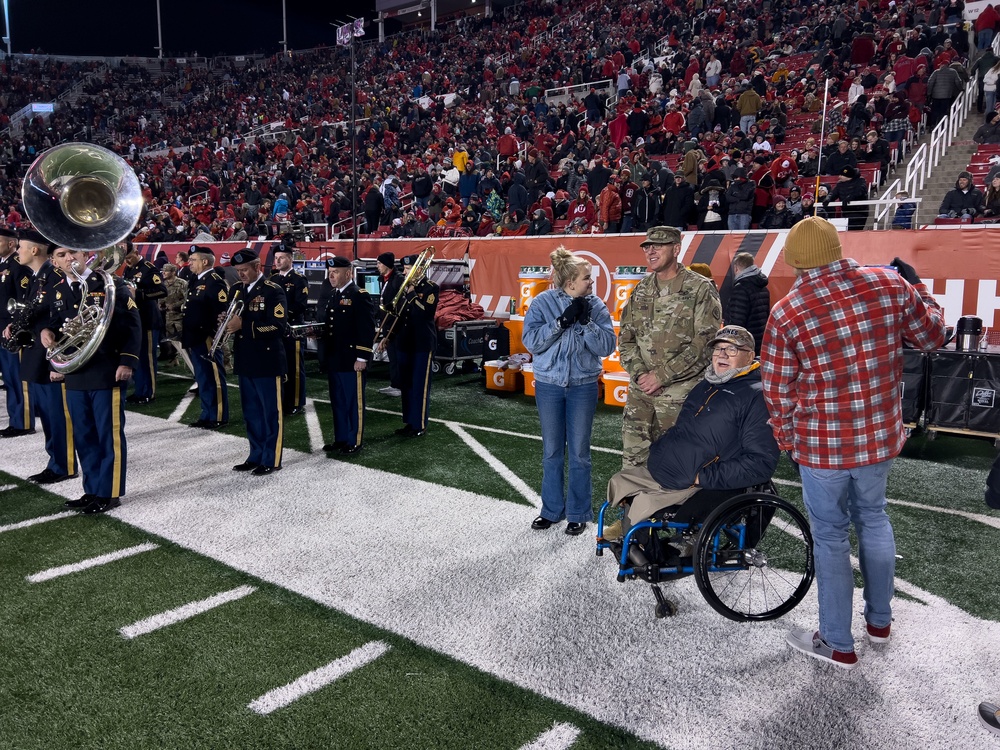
[160,263,190,370]
[618,226,722,466]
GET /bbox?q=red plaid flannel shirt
[761,259,946,469]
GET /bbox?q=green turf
[0,482,658,750]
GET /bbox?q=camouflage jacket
[618,265,721,388]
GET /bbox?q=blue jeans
[534,380,599,523]
[728,213,751,230]
[979,28,995,50]
[740,114,757,134]
[799,460,895,653]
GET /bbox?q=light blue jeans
[728,213,751,230]
[799,460,896,653]
[535,380,599,524]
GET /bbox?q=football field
[2,362,999,750]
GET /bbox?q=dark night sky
[7,0,382,57]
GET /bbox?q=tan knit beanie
[784,216,843,269]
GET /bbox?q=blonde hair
[550,246,591,289]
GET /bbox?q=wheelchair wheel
[693,493,814,622]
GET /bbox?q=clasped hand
[558,296,590,329]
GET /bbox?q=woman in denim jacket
[521,247,616,535]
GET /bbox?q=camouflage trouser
[621,381,698,467]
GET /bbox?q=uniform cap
[784,216,843,269]
[18,228,55,252]
[326,256,352,268]
[189,244,214,257]
[0,226,18,239]
[639,225,682,246]
[231,249,259,265]
[708,325,755,351]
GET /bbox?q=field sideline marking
[518,722,582,750]
[0,511,76,534]
[304,398,323,453]
[0,483,18,492]
[447,423,542,507]
[772,477,1000,530]
[120,584,258,639]
[168,392,195,423]
[26,542,160,583]
[247,640,391,715]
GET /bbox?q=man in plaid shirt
[761,216,947,669]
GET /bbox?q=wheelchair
[596,482,815,621]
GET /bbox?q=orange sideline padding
[138,228,1000,328]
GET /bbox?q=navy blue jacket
[50,273,142,391]
[648,364,779,490]
[19,262,63,384]
[0,253,32,328]
[182,271,230,350]
[272,269,309,325]
[231,277,288,378]
[322,282,376,371]
[123,259,167,330]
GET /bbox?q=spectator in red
[567,185,596,231]
[976,3,1000,50]
[498,127,519,160]
[598,175,623,233]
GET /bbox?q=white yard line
[247,640,391,715]
[168,393,196,423]
[304,398,324,453]
[518,723,581,750]
[26,542,160,583]
[0,511,76,534]
[447,423,542,508]
[0,483,18,492]
[120,584,257,639]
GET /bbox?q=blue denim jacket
[521,288,617,387]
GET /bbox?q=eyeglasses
[641,243,679,253]
[712,345,748,356]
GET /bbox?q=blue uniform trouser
[283,338,306,410]
[397,349,433,431]
[239,375,283,468]
[29,381,75,476]
[329,369,366,448]
[131,329,160,399]
[0,348,31,429]
[67,385,126,498]
[188,343,228,423]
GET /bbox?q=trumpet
[206,290,243,361]
[373,246,435,349]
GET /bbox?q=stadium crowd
[0,0,997,240]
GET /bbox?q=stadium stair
[915,114,986,226]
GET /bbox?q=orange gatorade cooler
[602,371,630,407]
[519,266,551,316]
[611,266,647,321]
[506,315,527,355]
[485,360,522,392]
[522,363,536,397]
[602,321,623,373]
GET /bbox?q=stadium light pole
[155,0,164,58]
[335,17,364,259]
[282,0,288,54]
[2,0,11,56]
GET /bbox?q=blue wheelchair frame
[596,483,815,620]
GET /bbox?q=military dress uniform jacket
[182,271,230,349]
[230,278,288,378]
[124,259,168,329]
[48,274,142,391]
[20,262,64,384]
[321,282,376,371]
[273,269,309,325]
[393,277,439,353]
[0,253,32,329]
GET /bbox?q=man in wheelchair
[603,325,779,544]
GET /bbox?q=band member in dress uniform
[226,248,288,475]
[0,226,34,436]
[270,241,309,415]
[374,251,404,396]
[320,256,375,455]
[1,231,76,484]
[391,254,439,437]
[44,245,141,512]
[181,245,229,428]
[123,247,167,405]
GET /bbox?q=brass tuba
[21,143,144,373]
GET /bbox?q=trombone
[373,246,435,350]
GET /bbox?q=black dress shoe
[410,429,426,438]
[0,427,36,438]
[29,469,78,485]
[203,421,228,430]
[287,406,304,416]
[65,494,99,509]
[531,515,554,530]
[251,465,282,476]
[232,461,259,472]
[133,397,155,405]
[340,444,363,455]
[83,497,121,515]
[322,441,348,452]
[189,419,209,428]
[565,522,587,536]
[394,425,415,436]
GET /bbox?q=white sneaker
[379,387,402,397]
